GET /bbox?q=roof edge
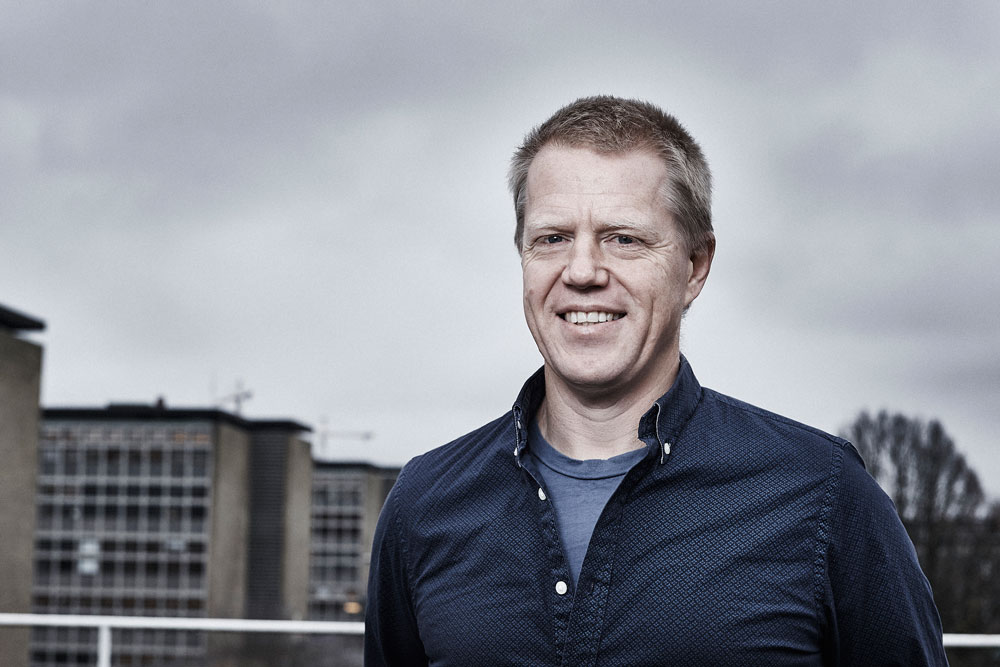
[42,406,311,433]
[0,303,45,332]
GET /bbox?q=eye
[544,235,565,244]
[615,235,635,245]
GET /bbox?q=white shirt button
[555,580,568,595]
[537,488,546,501]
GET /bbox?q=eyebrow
[589,217,664,237]
[524,214,651,229]
[598,221,646,232]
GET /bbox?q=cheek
[652,260,688,292]
[522,266,553,303]
[522,284,545,323]
[628,263,675,295]
[639,268,687,319]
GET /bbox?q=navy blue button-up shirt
[365,358,947,666]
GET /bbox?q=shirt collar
[511,367,545,467]
[511,355,703,467]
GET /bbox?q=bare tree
[844,411,985,522]
[842,411,1000,667]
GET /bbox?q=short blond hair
[509,95,713,255]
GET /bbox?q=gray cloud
[2,1,997,492]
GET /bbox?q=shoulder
[696,387,859,467]
[387,411,519,518]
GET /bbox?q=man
[366,96,947,665]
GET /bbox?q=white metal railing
[944,633,1000,647]
[1,613,998,665]
[0,613,363,667]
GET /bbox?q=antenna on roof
[315,416,373,459]
[219,380,253,415]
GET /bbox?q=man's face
[520,144,711,398]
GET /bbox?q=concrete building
[30,404,310,667]
[308,461,398,621]
[0,304,45,667]
[245,422,313,621]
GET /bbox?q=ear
[685,234,715,306]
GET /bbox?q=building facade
[30,405,310,667]
[308,462,398,622]
[0,304,45,667]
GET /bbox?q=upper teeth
[565,311,623,324]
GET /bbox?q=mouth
[558,310,626,325]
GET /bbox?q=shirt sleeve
[822,444,949,666]
[365,463,428,667]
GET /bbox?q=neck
[537,358,680,460]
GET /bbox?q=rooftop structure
[0,303,45,334]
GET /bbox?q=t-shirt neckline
[527,419,648,481]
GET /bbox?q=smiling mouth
[559,311,626,325]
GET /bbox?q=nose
[562,237,609,289]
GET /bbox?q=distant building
[0,304,45,667]
[2,300,401,665]
[30,404,310,667]
[308,461,398,621]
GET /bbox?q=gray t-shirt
[527,419,647,587]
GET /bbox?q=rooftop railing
[1,613,997,666]
[0,613,362,667]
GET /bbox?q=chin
[549,363,628,392]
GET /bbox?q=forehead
[524,145,670,223]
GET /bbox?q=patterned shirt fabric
[527,417,647,587]
[365,357,948,666]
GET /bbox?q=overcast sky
[3,2,998,494]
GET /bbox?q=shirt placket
[518,460,575,660]
[560,453,655,667]
[511,396,671,665]
[514,408,576,660]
